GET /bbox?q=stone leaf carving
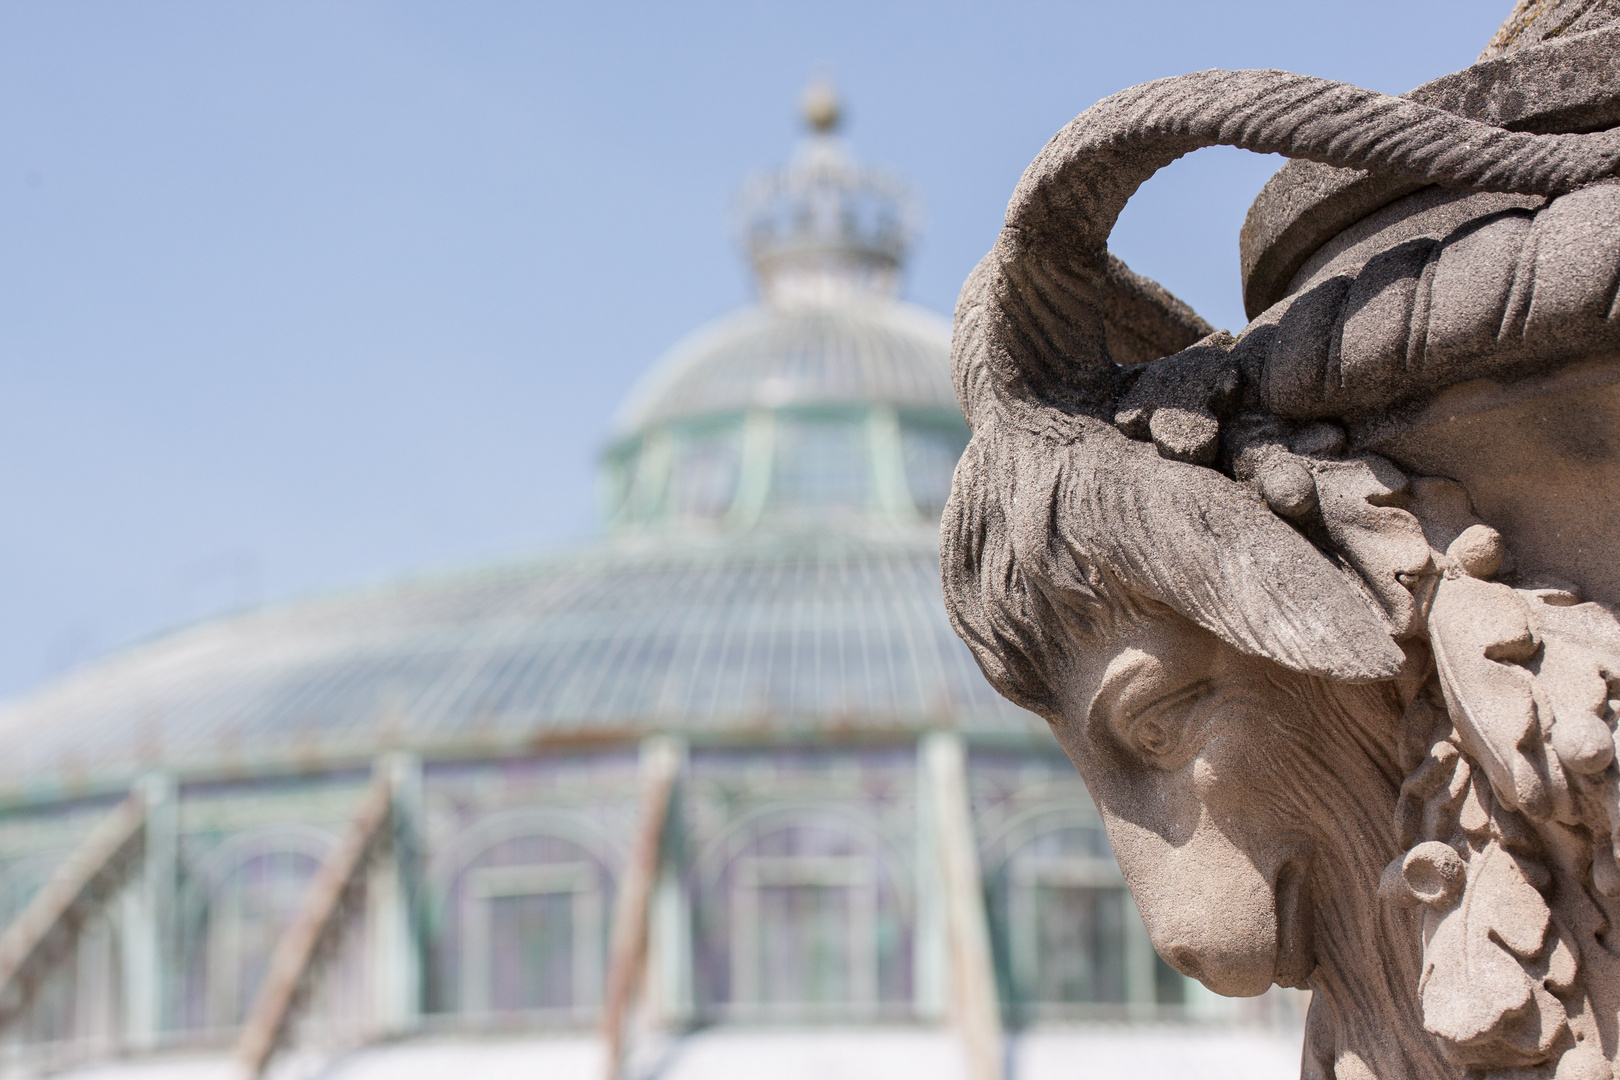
[1414,838,1563,1066]
[1429,573,1554,820]
[1323,464,1610,1074]
[1311,462,1620,1077]
[1384,737,1571,1071]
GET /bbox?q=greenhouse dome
[0,87,1301,1080]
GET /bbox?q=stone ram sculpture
[941,14,1620,1080]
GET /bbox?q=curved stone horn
[963,68,1620,420]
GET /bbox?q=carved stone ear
[1074,431,1406,682]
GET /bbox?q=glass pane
[489,892,574,1010]
[772,418,868,510]
[901,424,968,519]
[1033,884,1126,1004]
[669,428,742,519]
[211,850,319,1026]
[755,883,851,1004]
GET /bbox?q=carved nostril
[1168,947,1206,984]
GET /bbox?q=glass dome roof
[0,530,1033,795]
[611,299,955,435]
[0,91,1023,800]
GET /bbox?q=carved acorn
[1402,841,1466,907]
[1448,524,1507,580]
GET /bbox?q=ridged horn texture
[962,68,1620,421]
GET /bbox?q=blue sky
[0,1,1507,696]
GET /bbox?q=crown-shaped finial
[734,84,919,307]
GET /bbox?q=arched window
[694,808,910,1021]
[771,414,871,513]
[431,814,616,1024]
[1004,823,1131,1007]
[971,753,1188,1022]
[731,851,878,1009]
[460,861,603,1015]
[178,828,333,1032]
[983,811,1185,1020]
[667,421,744,521]
[899,419,968,520]
[0,804,131,1052]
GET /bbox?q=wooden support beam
[600,737,681,1080]
[924,732,1005,1080]
[234,768,393,1079]
[0,792,147,1029]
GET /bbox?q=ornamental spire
[734,82,920,307]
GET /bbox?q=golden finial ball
[801,81,841,133]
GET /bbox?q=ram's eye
[1124,683,1209,766]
